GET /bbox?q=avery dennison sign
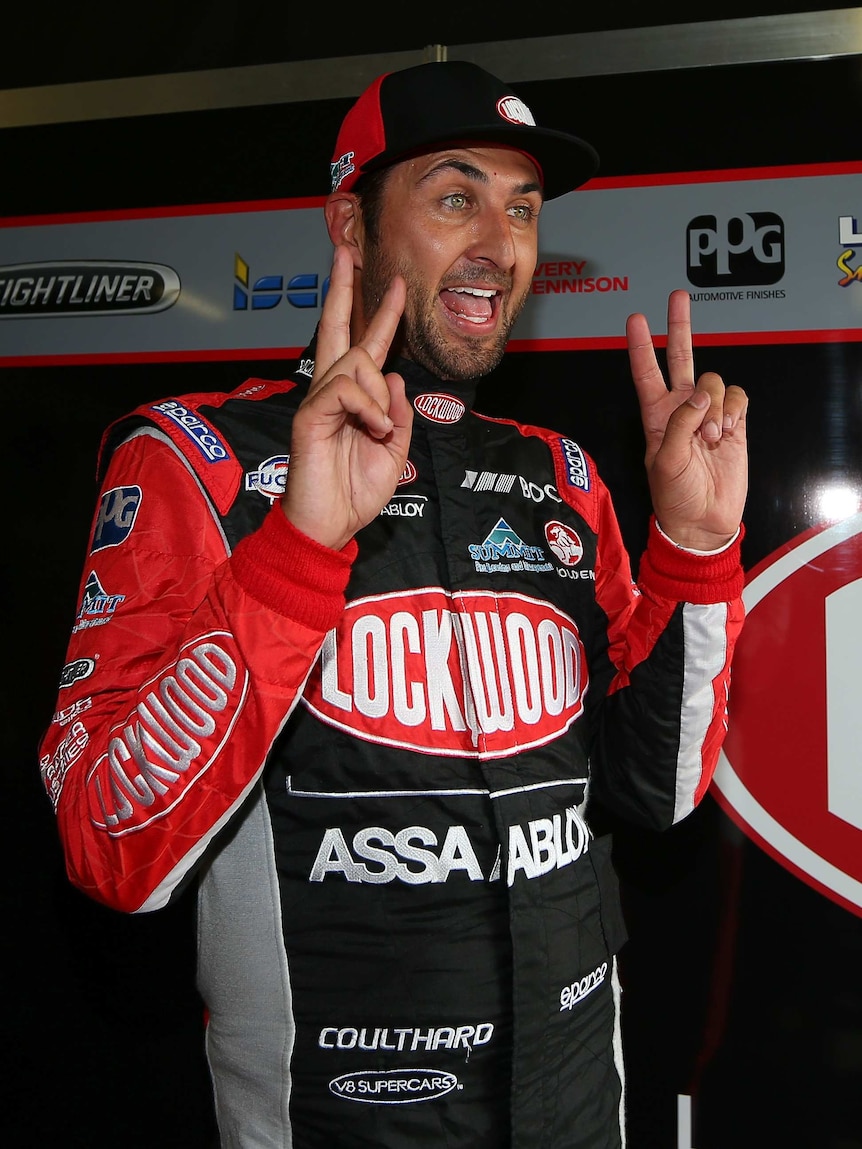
[0,163,859,362]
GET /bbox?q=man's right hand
[280,244,414,551]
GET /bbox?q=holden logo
[712,514,862,916]
[545,521,583,566]
[414,392,465,424]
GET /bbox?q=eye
[443,192,470,210]
[510,203,540,223]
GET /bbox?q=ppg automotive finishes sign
[0,161,859,362]
[712,514,862,917]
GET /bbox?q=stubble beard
[362,245,530,382]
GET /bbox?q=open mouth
[439,285,500,329]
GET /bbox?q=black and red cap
[330,60,599,201]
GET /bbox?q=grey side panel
[197,785,294,1149]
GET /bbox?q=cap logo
[496,95,537,129]
[331,151,356,192]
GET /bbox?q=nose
[464,206,517,271]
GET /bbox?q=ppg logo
[686,212,785,286]
[91,485,141,552]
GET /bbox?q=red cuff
[637,515,745,604]
[230,504,357,632]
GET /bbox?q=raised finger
[356,274,407,370]
[313,245,355,383]
[665,288,696,394]
[626,311,666,407]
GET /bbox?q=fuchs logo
[397,460,417,486]
[559,439,590,491]
[91,486,141,552]
[838,214,861,287]
[59,656,96,688]
[302,587,587,757]
[468,518,552,573]
[0,261,180,317]
[545,521,584,566]
[151,401,230,463]
[414,392,465,424]
[233,253,328,310]
[687,212,785,287]
[245,455,289,502]
[496,95,537,128]
[328,1068,458,1104]
[72,571,125,633]
[712,515,862,917]
[87,633,248,832]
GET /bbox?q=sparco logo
[559,961,608,1011]
[559,438,590,491]
[151,401,229,462]
[302,588,587,757]
[0,261,180,317]
[87,633,248,832]
[329,1069,458,1104]
[686,212,785,286]
[413,392,465,424]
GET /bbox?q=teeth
[449,287,496,297]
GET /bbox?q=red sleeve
[38,429,355,912]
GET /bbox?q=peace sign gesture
[627,289,749,551]
[280,244,414,551]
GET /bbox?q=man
[39,60,748,1148]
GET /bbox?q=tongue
[441,290,492,320]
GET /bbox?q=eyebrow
[419,157,544,198]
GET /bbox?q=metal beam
[1,9,860,129]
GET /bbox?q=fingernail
[688,392,709,409]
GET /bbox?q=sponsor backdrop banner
[1,162,860,363]
[8,162,862,1149]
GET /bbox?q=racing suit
[38,338,745,1149]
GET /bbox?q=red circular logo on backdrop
[712,514,862,917]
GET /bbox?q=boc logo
[686,211,785,286]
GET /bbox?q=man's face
[360,146,544,381]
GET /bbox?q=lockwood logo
[0,261,181,317]
[328,1069,459,1104]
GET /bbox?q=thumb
[670,381,725,447]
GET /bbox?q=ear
[324,193,364,268]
